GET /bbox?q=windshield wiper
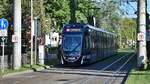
[70,43,81,52]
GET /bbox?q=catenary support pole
[70,0,77,23]
[137,0,148,69]
[13,0,22,69]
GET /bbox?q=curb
[2,67,45,78]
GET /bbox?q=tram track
[42,52,130,74]
[35,52,135,84]
[36,52,135,84]
[103,54,135,84]
[61,53,135,84]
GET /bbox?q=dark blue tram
[61,23,117,65]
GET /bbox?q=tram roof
[85,24,116,36]
[63,23,117,36]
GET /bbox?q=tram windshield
[63,35,82,53]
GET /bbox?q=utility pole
[137,0,148,69]
[30,0,34,66]
[70,0,77,23]
[13,0,22,69]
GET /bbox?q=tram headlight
[63,56,67,59]
[82,55,86,59]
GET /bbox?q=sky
[122,0,150,18]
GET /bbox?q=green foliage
[0,0,13,19]
[78,0,96,17]
[0,0,137,43]
[40,0,122,33]
[120,17,137,47]
[77,0,97,23]
[44,0,70,33]
[22,0,31,30]
[96,0,120,32]
[33,0,48,34]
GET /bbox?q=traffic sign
[12,35,19,43]
[0,18,9,30]
[138,32,145,41]
[0,29,7,36]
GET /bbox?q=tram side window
[97,32,100,49]
[93,32,97,50]
[111,37,113,49]
[110,35,112,48]
[111,36,113,49]
[109,35,111,48]
[108,36,110,48]
[114,36,117,49]
[90,32,94,49]
[84,35,90,50]
[113,37,115,49]
[103,33,106,49]
[106,34,108,49]
[101,32,103,49]
[100,32,102,49]
[115,36,117,49]
[89,35,93,49]
[97,32,99,49]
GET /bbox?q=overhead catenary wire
[119,0,137,16]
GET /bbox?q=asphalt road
[1,52,136,84]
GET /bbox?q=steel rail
[63,53,132,84]
[103,53,135,84]
[79,53,132,84]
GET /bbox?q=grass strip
[126,70,150,84]
[0,64,43,77]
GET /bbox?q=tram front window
[63,35,82,55]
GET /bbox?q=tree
[77,0,97,24]
[22,0,31,29]
[33,0,48,34]
[0,0,13,19]
[44,0,70,33]
[77,0,121,32]
[0,0,13,50]
[97,0,120,32]
[120,17,137,48]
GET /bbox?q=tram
[61,23,117,65]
